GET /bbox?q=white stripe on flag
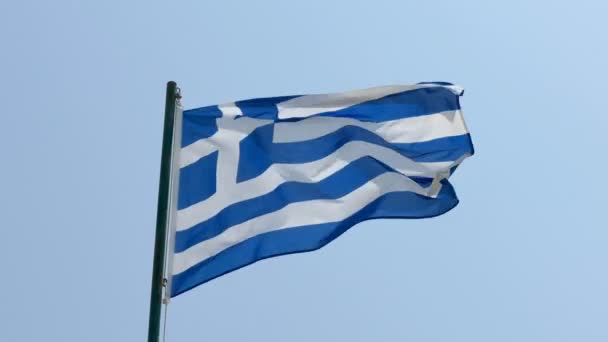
[273,110,467,143]
[276,85,419,119]
[217,102,243,117]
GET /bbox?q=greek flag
[169,83,474,297]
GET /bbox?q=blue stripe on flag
[171,179,458,297]
[316,87,460,122]
[393,134,473,163]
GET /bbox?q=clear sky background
[1,1,607,341]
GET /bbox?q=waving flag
[169,83,474,297]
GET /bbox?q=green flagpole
[148,81,179,342]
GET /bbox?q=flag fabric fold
[170,83,474,297]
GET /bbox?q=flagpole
[148,81,179,342]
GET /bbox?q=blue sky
[1,1,607,341]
